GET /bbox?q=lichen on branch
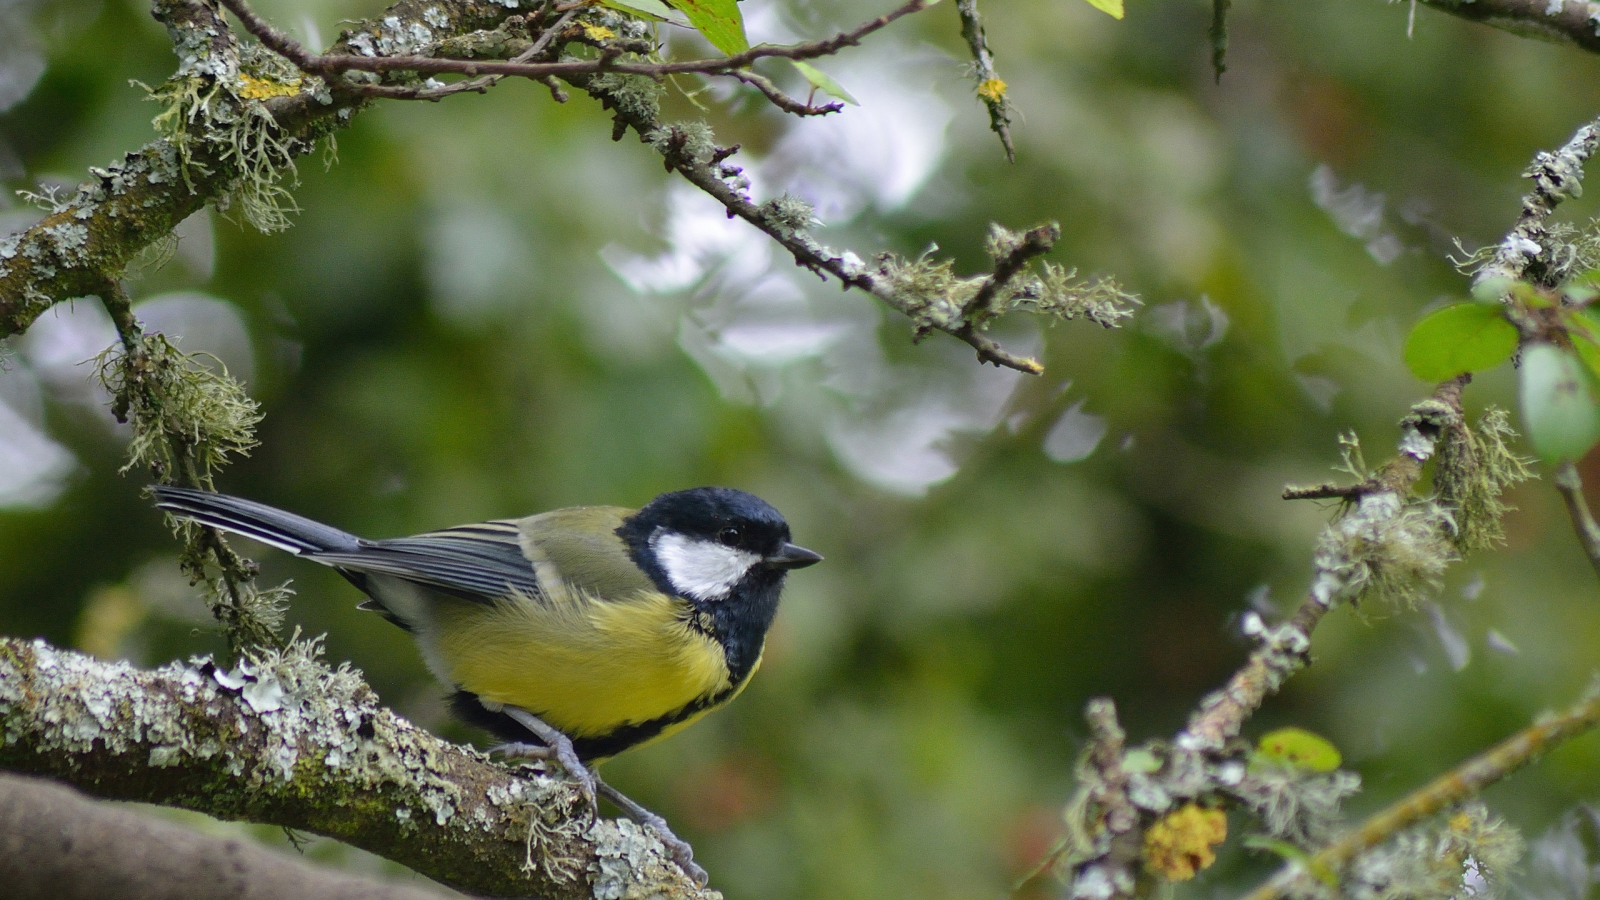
[0,635,711,899]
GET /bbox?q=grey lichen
[1433,407,1535,554]
[145,75,305,233]
[1309,492,1457,610]
[647,121,717,167]
[0,634,712,898]
[590,818,711,900]
[1235,760,1362,846]
[96,332,261,486]
[1309,803,1523,900]
[874,226,1139,340]
[760,193,817,235]
[587,71,665,128]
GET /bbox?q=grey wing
[307,521,543,603]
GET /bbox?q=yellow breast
[429,589,733,739]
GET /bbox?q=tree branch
[1419,0,1600,58]
[0,637,710,899]
[0,773,444,900]
[1471,113,1600,290]
[1058,380,1469,899]
[725,70,844,117]
[217,0,935,82]
[1238,682,1600,900]
[0,0,530,338]
[955,0,1015,161]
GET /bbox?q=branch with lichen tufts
[90,279,281,656]
[1467,114,1600,292]
[578,89,1137,371]
[0,0,1129,375]
[0,635,711,899]
[1040,376,1536,900]
[0,0,533,336]
[1240,682,1600,900]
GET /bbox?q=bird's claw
[498,708,598,812]
[597,780,708,887]
[496,707,706,886]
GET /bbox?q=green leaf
[1521,344,1600,462]
[597,0,682,23]
[1254,727,1341,772]
[1081,0,1124,18]
[667,0,748,54]
[789,60,858,106]
[1403,303,1519,382]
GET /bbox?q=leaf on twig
[1402,302,1519,382]
[1080,0,1124,19]
[666,0,749,54]
[1520,343,1600,462]
[1254,727,1342,772]
[789,60,858,105]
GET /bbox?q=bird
[150,484,821,883]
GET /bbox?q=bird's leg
[596,779,708,888]
[490,706,708,886]
[493,706,598,812]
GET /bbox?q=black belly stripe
[451,680,743,763]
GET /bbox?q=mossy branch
[0,636,712,900]
[584,102,1138,372]
[1050,379,1490,900]
[1470,114,1600,291]
[0,0,530,339]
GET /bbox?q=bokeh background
[6,0,1600,896]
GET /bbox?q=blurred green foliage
[6,0,1600,897]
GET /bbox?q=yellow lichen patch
[237,75,302,100]
[1143,804,1227,881]
[581,23,616,41]
[977,78,1008,103]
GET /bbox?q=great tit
[151,484,820,881]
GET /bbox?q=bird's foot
[497,707,598,813]
[597,779,709,888]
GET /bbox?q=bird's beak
[766,542,823,569]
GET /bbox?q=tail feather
[151,485,362,555]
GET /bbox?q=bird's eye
[718,526,741,546]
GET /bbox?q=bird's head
[618,487,822,604]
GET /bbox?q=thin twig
[218,0,933,83]
[954,0,1014,162]
[1282,483,1363,501]
[1554,461,1600,583]
[601,106,1047,372]
[727,70,843,116]
[1474,113,1600,289]
[1181,376,1467,751]
[1238,686,1600,900]
[1209,0,1230,83]
[959,223,1058,323]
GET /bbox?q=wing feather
[307,521,542,603]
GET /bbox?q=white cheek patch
[651,531,761,602]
